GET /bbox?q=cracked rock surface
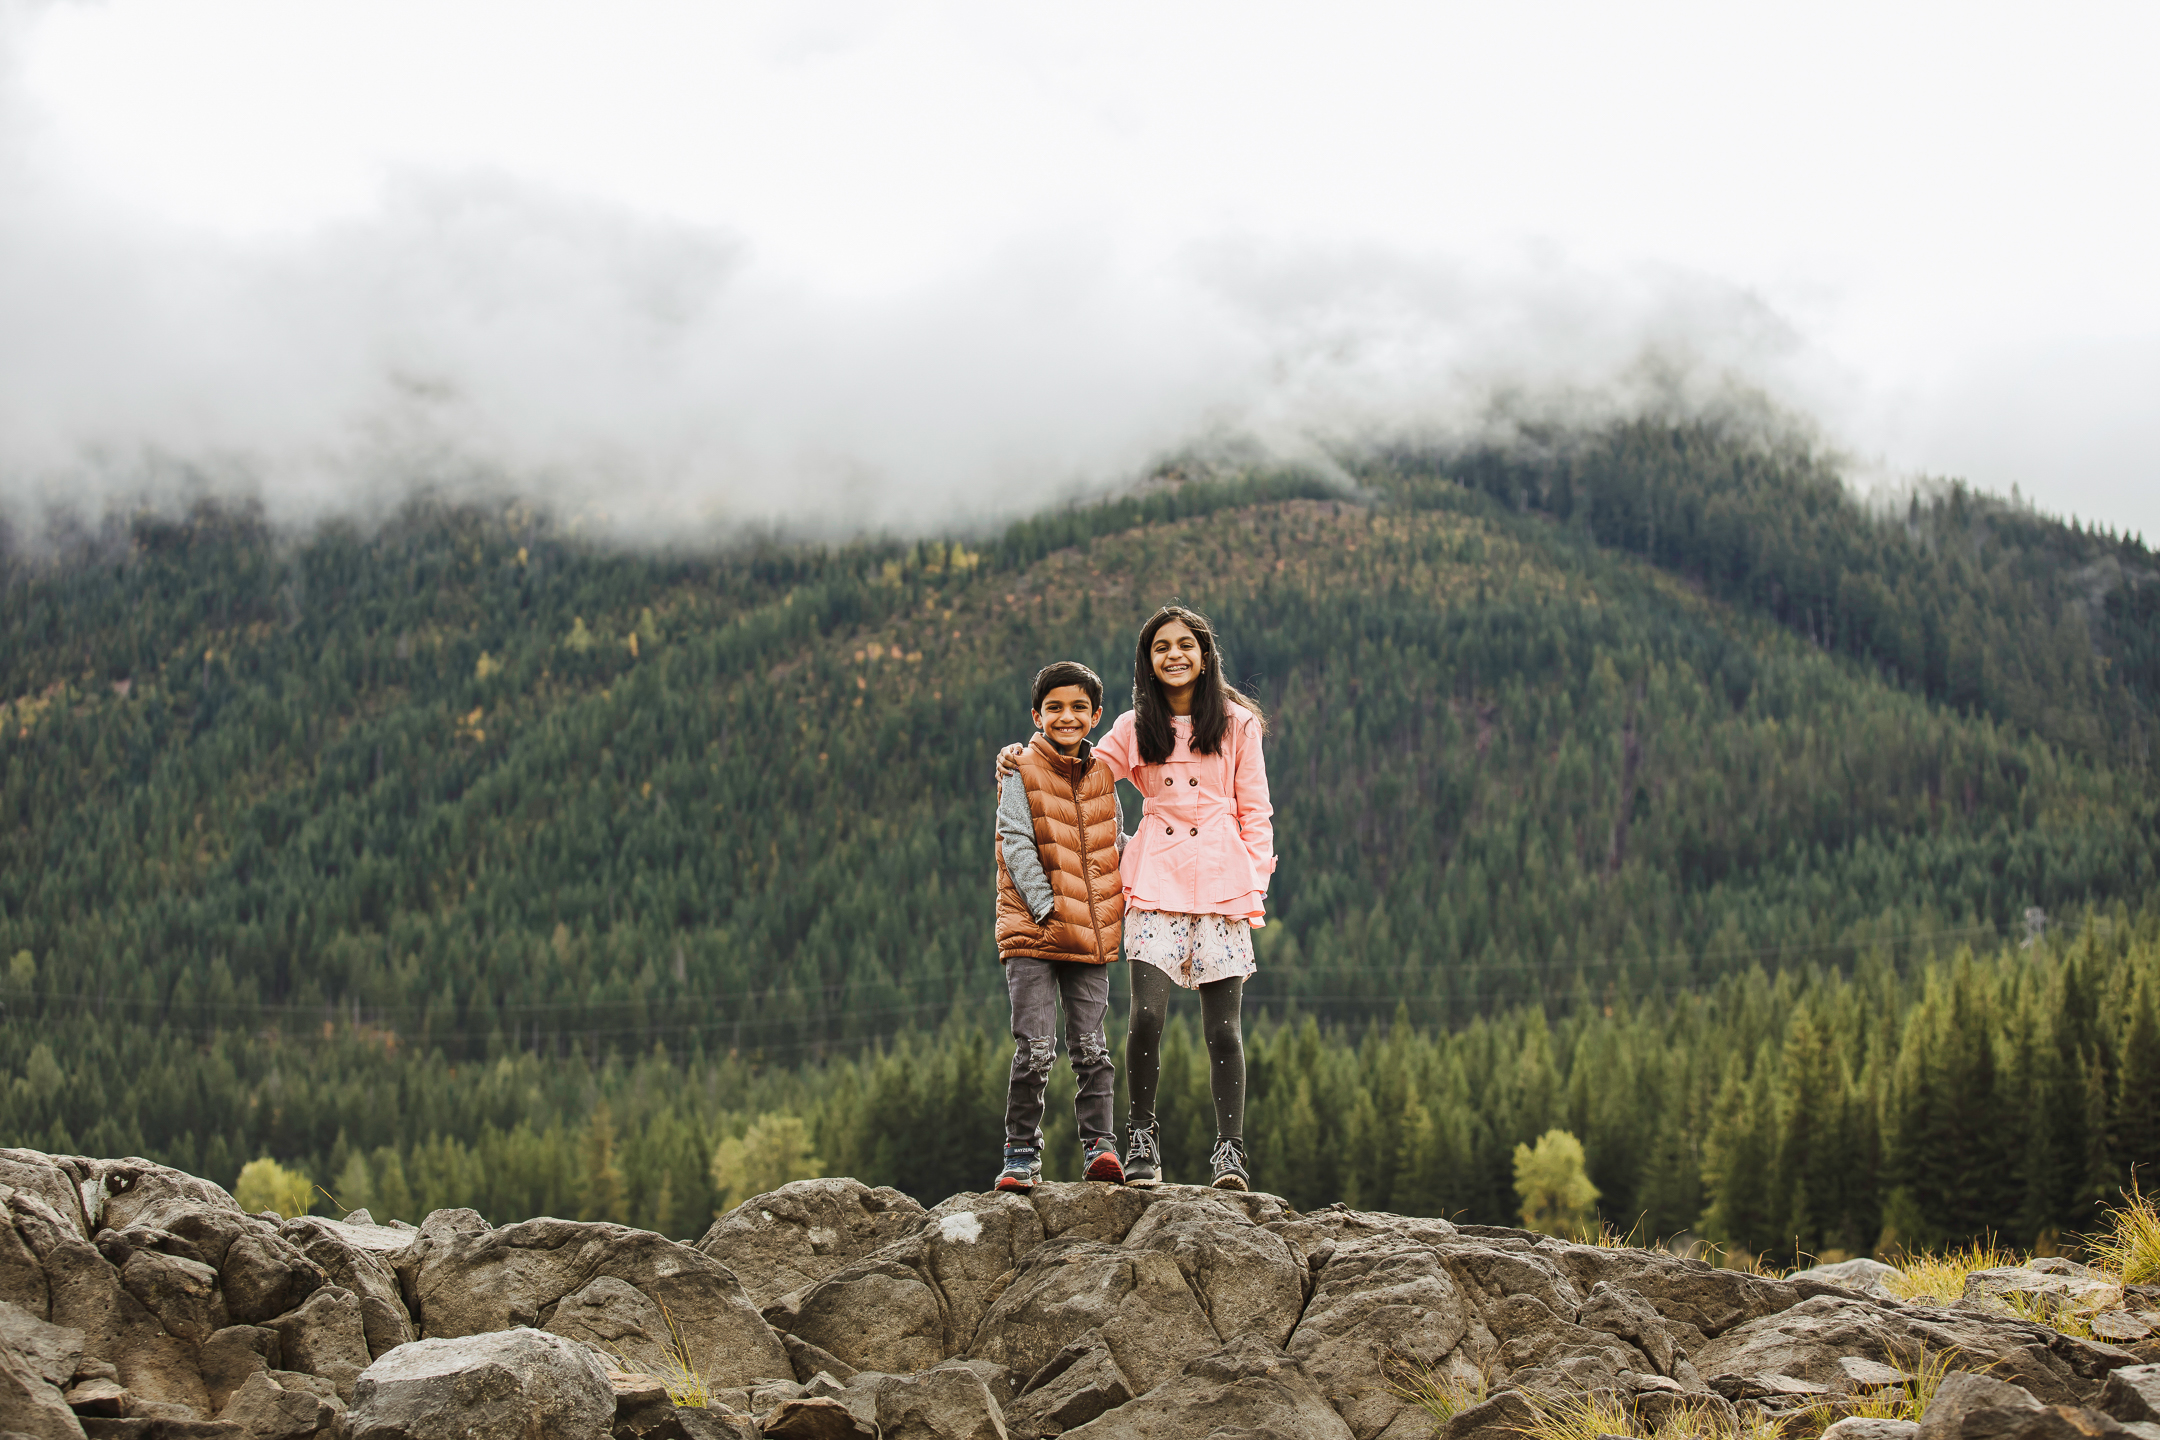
[6,1151,2158,1440]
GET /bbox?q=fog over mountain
[1,0,2154,542]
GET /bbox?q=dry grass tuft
[1642,1395,1742,1440]
[2000,1290,2097,1340]
[1883,1242,2020,1305]
[1384,1352,1489,1428]
[2084,1183,2160,1286]
[1589,1216,1654,1251]
[616,1301,710,1409]
[1519,1389,1637,1440]
[1797,1347,1961,1435]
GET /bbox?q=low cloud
[0,168,1845,544]
[0,5,1858,546]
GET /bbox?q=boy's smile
[1034,684,1099,755]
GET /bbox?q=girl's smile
[1151,619,1203,713]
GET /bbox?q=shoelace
[1129,1126,1160,1161]
[1210,1138,1246,1173]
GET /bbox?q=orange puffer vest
[995,735,1125,964]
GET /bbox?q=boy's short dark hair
[1032,661,1104,712]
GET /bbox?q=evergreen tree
[2116,981,2160,1190]
[579,1103,628,1223]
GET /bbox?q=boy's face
[1033,684,1100,754]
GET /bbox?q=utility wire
[2,922,2004,1016]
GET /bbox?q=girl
[1001,604,1274,1189]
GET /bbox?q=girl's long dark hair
[1131,604,1267,764]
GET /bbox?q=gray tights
[1125,961,1244,1141]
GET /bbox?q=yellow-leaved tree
[711,1113,822,1214]
[1513,1128,1601,1239]
[233,1157,315,1218]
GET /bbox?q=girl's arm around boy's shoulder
[1092,710,1139,783]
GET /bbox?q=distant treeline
[3,907,2154,1263]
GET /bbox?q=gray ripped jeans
[1003,956,1116,1148]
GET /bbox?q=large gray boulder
[910,1193,1048,1355]
[1962,1266,2124,1320]
[2101,1364,2160,1424]
[1285,1230,1478,1440]
[1915,1371,2050,1440]
[1121,1194,1304,1348]
[110,1244,225,1345]
[695,1179,925,1309]
[1541,1239,1801,1338]
[262,1285,371,1401]
[1001,1336,1132,1438]
[967,1238,1220,1399]
[1024,1183,1157,1247]
[780,1190,1046,1372]
[1695,1294,2138,1408]
[784,1257,949,1375]
[36,1227,212,1415]
[0,1298,86,1440]
[0,1156,96,1242]
[1059,1335,1355,1440]
[217,1231,330,1327]
[346,1327,614,1440]
[76,1158,246,1238]
[402,1210,789,1388]
[833,1362,1010,1440]
[1792,1258,1902,1301]
[0,1151,242,1243]
[279,1217,415,1358]
[760,1394,880,1438]
[1482,1288,1655,1398]
[215,1370,338,1440]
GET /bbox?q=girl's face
[1150,618,1204,693]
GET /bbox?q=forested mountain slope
[2,421,2157,1238]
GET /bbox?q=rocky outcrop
[0,1298,86,1440]
[7,1151,2160,1440]
[346,1328,612,1440]
[1059,1333,1353,1438]
[695,1178,926,1310]
[398,1208,790,1387]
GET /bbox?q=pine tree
[2115,981,2160,1191]
[579,1103,628,1223]
[1770,1012,1838,1262]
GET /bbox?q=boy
[992,660,1127,1191]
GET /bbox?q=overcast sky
[2,0,2155,540]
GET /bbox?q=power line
[2,921,2005,1016]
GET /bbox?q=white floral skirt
[1124,909,1257,989]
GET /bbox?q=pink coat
[1093,705,1275,923]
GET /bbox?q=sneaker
[1082,1136,1124,1184]
[1124,1120,1163,1188]
[995,1145,1042,1193]
[1209,1137,1250,1191]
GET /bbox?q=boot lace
[1210,1137,1246,1173]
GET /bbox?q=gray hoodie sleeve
[997,772,1056,923]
